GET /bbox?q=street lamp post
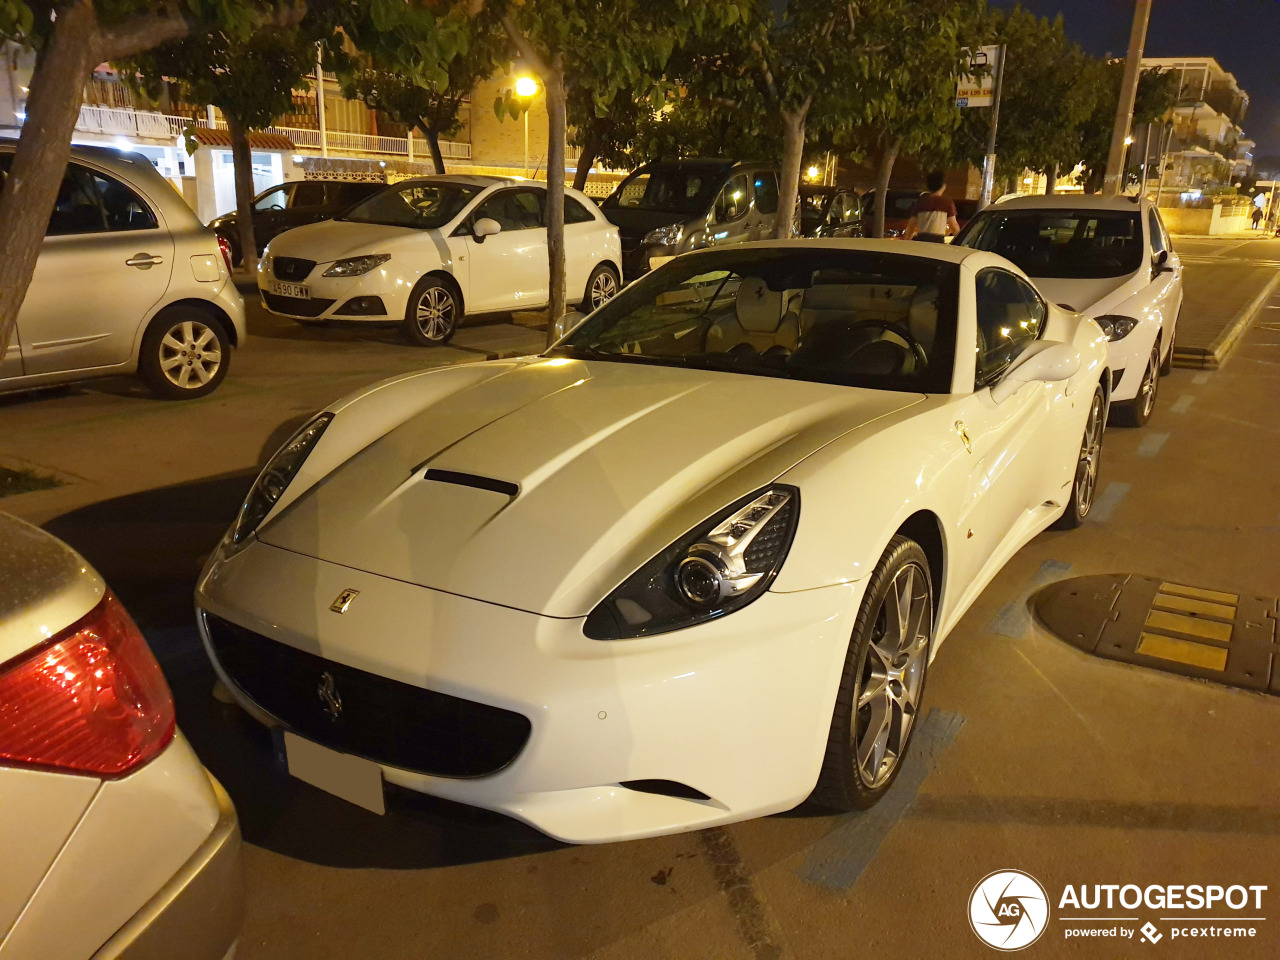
[516,76,538,177]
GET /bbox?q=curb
[1173,271,1280,370]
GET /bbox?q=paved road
[2,266,1278,958]
[1171,235,1280,364]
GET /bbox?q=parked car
[954,193,1182,426]
[197,239,1108,843]
[209,179,383,266]
[858,189,922,238]
[0,512,243,958]
[600,159,782,279]
[258,175,622,346]
[0,141,245,400]
[799,184,863,238]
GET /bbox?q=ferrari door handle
[126,253,165,268]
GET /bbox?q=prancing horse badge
[330,588,359,614]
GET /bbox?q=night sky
[990,0,1280,157]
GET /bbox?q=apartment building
[1142,56,1253,190]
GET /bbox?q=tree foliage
[1076,62,1180,192]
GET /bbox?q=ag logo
[969,869,1049,950]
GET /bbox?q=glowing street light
[516,76,539,176]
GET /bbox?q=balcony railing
[77,104,173,139]
[160,114,470,161]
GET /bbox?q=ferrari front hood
[260,358,922,616]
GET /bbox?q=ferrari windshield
[955,208,1143,278]
[552,248,959,393]
[339,181,479,229]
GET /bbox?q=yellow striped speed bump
[1032,575,1279,694]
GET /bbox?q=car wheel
[137,307,230,400]
[1052,381,1106,530]
[810,535,933,811]
[402,276,459,347]
[1110,342,1159,428]
[584,263,620,311]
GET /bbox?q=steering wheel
[839,318,929,371]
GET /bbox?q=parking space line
[800,710,964,891]
[1136,432,1169,458]
[1169,395,1196,414]
[990,560,1073,638]
[1090,482,1131,522]
[1192,372,1211,384]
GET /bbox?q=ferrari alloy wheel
[138,307,230,400]
[402,277,459,346]
[1053,381,1106,530]
[585,263,620,311]
[1111,343,1159,428]
[811,535,933,810]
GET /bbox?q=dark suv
[210,179,383,265]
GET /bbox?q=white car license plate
[271,281,309,298]
[284,731,385,814]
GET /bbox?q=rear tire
[810,536,933,811]
[1052,381,1106,529]
[402,276,460,347]
[137,306,230,400]
[1110,342,1159,428]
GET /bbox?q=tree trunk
[572,129,599,192]
[0,0,101,358]
[424,126,446,175]
[225,111,259,275]
[545,67,568,343]
[871,137,901,240]
[1045,163,1058,195]
[774,107,807,239]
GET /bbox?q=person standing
[904,171,960,242]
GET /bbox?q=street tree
[0,0,325,356]
[1077,61,1179,193]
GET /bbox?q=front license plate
[271,281,309,298]
[284,731,385,814]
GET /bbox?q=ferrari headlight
[323,254,391,277]
[1094,314,1139,341]
[584,486,799,641]
[226,413,333,551]
[642,223,683,247]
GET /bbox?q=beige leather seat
[706,277,799,353]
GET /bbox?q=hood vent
[423,468,519,498]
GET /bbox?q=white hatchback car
[0,141,246,400]
[955,194,1182,426]
[0,513,242,959]
[257,175,623,345]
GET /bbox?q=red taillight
[0,593,175,778]
[217,235,234,274]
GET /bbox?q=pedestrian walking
[903,171,960,242]
[1251,206,1263,230]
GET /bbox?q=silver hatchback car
[0,142,246,399]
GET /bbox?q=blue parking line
[800,710,965,891]
[989,559,1073,638]
[1090,482,1131,522]
[1136,432,1169,458]
[1169,395,1195,414]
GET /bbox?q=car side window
[753,172,779,215]
[253,186,291,211]
[564,196,596,224]
[713,174,749,223]
[291,181,326,207]
[87,169,157,231]
[473,189,544,231]
[974,269,1043,387]
[47,164,108,236]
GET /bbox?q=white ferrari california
[197,240,1109,843]
[258,175,622,346]
[955,193,1182,427]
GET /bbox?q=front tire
[137,307,230,400]
[584,263,620,312]
[1052,381,1106,530]
[402,276,460,346]
[1111,341,1159,428]
[810,536,933,811]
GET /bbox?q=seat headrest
[735,277,785,333]
[907,285,939,352]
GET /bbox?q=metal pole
[979,44,1006,209]
[407,128,414,164]
[1140,121,1152,193]
[1103,0,1152,196]
[1154,122,1172,209]
[523,109,529,177]
[315,51,328,159]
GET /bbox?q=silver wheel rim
[1075,389,1105,516]
[590,270,618,309]
[159,319,221,389]
[1139,346,1159,417]
[415,286,455,340]
[852,562,932,789]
